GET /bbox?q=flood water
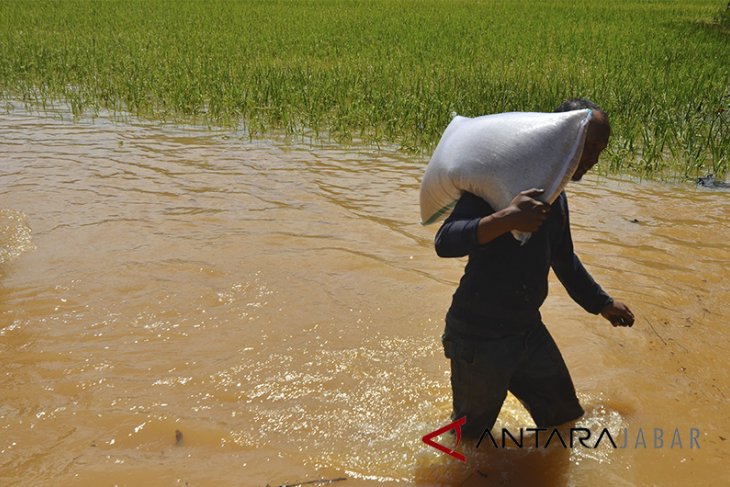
[1,106,728,487]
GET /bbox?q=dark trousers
[442,316,584,438]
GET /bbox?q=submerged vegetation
[0,0,727,179]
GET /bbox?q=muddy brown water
[1,107,728,486]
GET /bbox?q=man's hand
[502,188,550,233]
[600,300,635,327]
[476,188,550,245]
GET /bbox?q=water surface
[1,107,728,486]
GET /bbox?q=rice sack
[419,109,593,242]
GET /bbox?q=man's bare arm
[476,188,550,244]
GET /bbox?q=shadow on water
[414,436,571,486]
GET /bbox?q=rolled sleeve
[434,217,481,257]
[434,192,493,258]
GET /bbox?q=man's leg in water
[442,327,527,438]
[508,322,585,428]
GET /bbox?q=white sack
[419,109,593,242]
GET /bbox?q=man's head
[555,98,611,181]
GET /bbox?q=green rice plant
[0,0,727,179]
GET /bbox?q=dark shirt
[435,191,610,337]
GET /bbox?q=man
[435,98,634,439]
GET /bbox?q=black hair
[554,98,607,121]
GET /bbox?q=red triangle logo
[422,416,467,462]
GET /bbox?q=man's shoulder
[444,191,496,222]
[556,191,569,207]
[554,191,569,229]
[459,191,495,210]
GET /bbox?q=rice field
[0,0,727,179]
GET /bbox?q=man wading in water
[435,98,635,438]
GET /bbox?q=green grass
[0,0,727,179]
